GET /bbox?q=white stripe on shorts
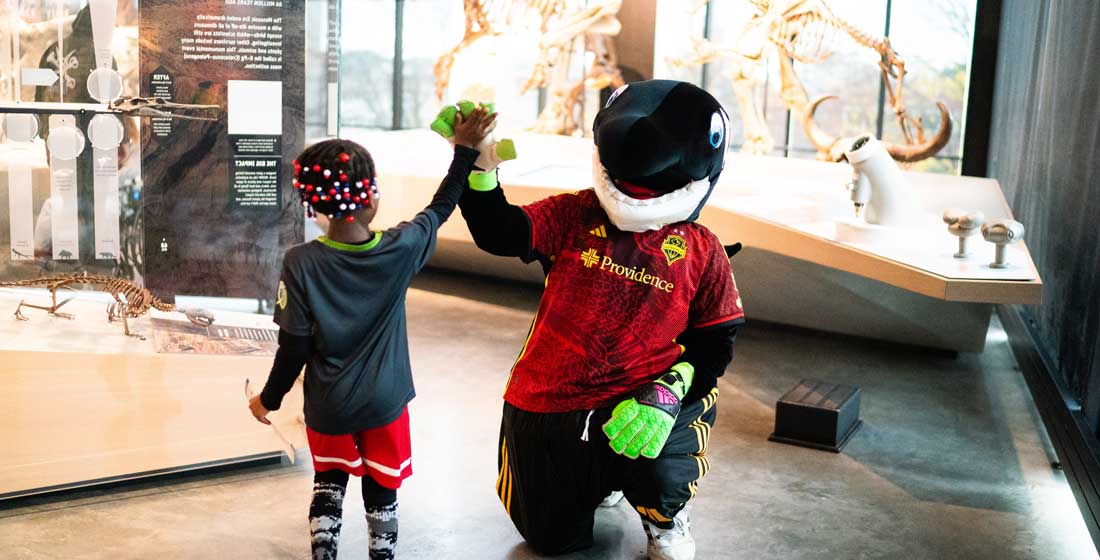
[365,457,412,477]
[313,454,364,468]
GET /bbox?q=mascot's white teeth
[591,148,711,233]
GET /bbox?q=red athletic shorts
[306,407,413,489]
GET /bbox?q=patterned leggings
[310,469,399,560]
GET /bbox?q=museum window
[336,0,544,136]
[337,0,396,131]
[654,0,977,174]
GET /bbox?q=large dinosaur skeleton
[673,0,951,163]
[0,272,214,339]
[434,0,624,136]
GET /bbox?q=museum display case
[0,0,318,499]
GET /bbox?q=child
[249,108,497,560]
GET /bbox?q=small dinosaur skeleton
[434,0,624,136]
[672,0,951,162]
[0,96,221,121]
[0,272,214,339]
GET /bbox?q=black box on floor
[769,379,863,453]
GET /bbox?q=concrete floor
[1,269,1096,560]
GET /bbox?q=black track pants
[496,388,719,556]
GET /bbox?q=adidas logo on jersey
[589,225,607,238]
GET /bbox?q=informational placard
[89,0,117,70]
[229,134,282,210]
[92,148,121,259]
[148,67,175,138]
[0,15,11,101]
[326,0,340,136]
[140,0,305,299]
[7,160,35,261]
[48,116,81,261]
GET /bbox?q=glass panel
[652,0,975,173]
[305,0,337,140]
[786,0,889,160]
[917,156,962,175]
[399,0,463,130]
[1,0,143,281]
[697,1,790,157]
[653,0,706,84]
[886,0,976,173]
[339,0,394,129]
[409,1,540,131]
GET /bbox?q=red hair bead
[340,173,348,182]
[311,195,319,203]
[312,164,321,172]
[346,215,355,223]
[340,153,350,163]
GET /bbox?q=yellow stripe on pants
[496,437,508,496]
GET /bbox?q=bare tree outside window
[338,1,395,130]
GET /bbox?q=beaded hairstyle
[293,139,379,223]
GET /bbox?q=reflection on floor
[0,269,1095,560]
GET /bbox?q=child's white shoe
[644,508,695,560]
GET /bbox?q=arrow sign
[21,68,59,87]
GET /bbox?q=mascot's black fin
[724,243,743,259]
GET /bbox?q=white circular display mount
[1,114,40,142]
[47,126,87,160]
[87,68,125,102]
[88,114,125,149]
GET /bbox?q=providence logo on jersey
[579,248,676,293]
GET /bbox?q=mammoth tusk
[801,94,847,161]
[881,102,953,163]
[804,96,953,164]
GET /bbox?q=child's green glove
[431,100,517,191]
[602,363,694,460]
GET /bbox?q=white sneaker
[644,509,695,560]
[599,490,625,508]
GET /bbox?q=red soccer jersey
[506,189,744,413]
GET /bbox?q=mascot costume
[436,80,744,559]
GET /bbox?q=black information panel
[140,0,305,300]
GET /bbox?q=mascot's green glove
[603,362,695,460]
[431,100,517,191]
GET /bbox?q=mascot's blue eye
[709,111,725,149]
[606,84,629,108]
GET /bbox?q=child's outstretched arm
[398,109,497,271]
[412,108,498,230]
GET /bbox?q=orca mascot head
[591,79,730,232]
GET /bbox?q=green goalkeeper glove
[602,363,695,460]
[431,100,517,191]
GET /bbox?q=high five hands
[452,107,498,150]
[432,100,517,174]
